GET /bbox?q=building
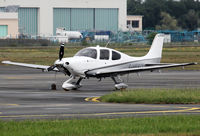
[0,0,127,37]
[127,15,143,31]
[0,12,18,38]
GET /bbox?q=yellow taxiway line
[85,97,100,102]
[0,104,19,115]
[0,100,199,118]
[0,107,199,118]
[83,97,200,116]
[0,104,19,106]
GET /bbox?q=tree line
[127,0,200,30]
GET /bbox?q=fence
[0,30,200,46]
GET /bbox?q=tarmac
[0,65,200,120]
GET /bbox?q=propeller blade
[59,43,64,61]
[47,65,56,71]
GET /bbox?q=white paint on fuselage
[58,46,150,77]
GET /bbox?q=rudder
[145,34,165,59]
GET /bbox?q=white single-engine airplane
[2,34,197,90]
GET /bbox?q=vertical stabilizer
[145,34,165,59]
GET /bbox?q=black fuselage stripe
[87,57,161,72]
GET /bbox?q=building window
[132,20,139,28]
[127,20,131,28]
[0,25,8,37]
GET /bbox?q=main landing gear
[111,76,128,90]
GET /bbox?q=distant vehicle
[56,28,83,39]
[54,28,82,43]
[47,28,83,43]
[2,34,197,90]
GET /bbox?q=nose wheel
[51,83,57,90]
[51,72,57,90]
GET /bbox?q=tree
[142,0,167,29]
[127,0,200,30]
[146,32,157,45]
[165,0,187,18]
[179,10,200,30]
[127,0,143,15]
[155,12,180,30]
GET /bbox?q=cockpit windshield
[75,48,97,59]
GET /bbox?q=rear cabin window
[112,51,121,60]
[100,49,110,60]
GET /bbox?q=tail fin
[145,34,165,59]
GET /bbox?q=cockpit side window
[100,49,110,60]
[75,48,97,59]
[112,51,121,60]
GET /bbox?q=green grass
[0,46,200,70]
[0,115,200,136]
[100,88,200,104]
[0,46,83,65]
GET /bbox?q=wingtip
[1,61,11,64]
[189,62,198,65]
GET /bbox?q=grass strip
[0,115,200,136]
[100,88,200,104]
[0,46,200,70]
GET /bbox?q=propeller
[48,43,70,90]
[47,43,65,71]
[47,65,56,71]
[59,43,64,61]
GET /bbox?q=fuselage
[54,46,161,77]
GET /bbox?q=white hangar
[0,0,127,37]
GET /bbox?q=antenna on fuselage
[105,39,111,48]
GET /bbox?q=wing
[1,61,58,72]
[86,62,197,77]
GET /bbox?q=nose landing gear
[51,72,57,90]
[62,77,83,91]
[51,83,57,90]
